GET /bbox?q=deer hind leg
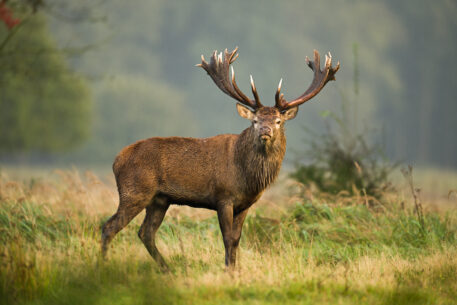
[101,193,151,258]
[138,196,170,271]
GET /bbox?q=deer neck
[234,126,286,194]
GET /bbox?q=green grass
[0,171,456,305]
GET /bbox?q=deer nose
[259,126,272,137]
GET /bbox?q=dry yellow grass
[0,168,456,305]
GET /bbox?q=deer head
[197,47,340,147]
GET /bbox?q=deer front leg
[229,208,249,266]
[216,201,234,268]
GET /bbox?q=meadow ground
[0,168,456,305]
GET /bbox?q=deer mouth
[260,135,271,143]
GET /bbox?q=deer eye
[253,119,258,124]
[276,119,281,125]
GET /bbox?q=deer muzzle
[259,126,273,142]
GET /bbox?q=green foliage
[0,14,91,153]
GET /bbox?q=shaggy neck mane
[234,126,286,194]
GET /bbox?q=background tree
[0,1,91,155]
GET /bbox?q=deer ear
[236,103,254,120]
[283,106,298,121]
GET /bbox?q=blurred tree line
[0,1,90,157]
[1,0,456,168]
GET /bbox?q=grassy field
[0,168,456,305]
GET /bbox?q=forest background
[1,0,456,169]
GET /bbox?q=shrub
[291,115,396,198]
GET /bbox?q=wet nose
[259,126,272,136]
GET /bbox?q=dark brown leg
[229,208,249,266]
[138,197,169,271]
[217,202,234,268]
[101,201,146,258]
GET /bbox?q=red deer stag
[101,47,339,270]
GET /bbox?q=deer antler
[275,50,340,111]
[197,47,262,110]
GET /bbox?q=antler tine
[197,47,262,110]
[231,65,259,107]
[250,75,262,108]
[227,47,239,64]
[276,49,340,111]
[275,78,284,108]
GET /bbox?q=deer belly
[157,174,220,210]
